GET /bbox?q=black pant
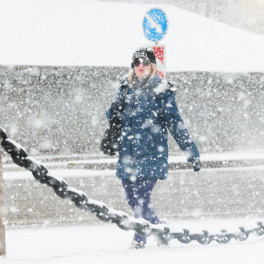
[121,178,160,244]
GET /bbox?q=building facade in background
[242,0,264,35]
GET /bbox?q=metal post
[0,150,6,256]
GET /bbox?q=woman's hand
[193,159,202,172]
[111,100,125,113]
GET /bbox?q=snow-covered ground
[1,0,264,262]
[1,0,264,72]
[2,218,264,264]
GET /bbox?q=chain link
[1,127,264,245]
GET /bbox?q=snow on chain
[1,126,264,245]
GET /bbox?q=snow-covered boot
[155,237,170,247]
[155,218,170,247]
[129,241,145,249]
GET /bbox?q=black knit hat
[131,46,156,68]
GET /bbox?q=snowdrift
[0,0,264,72]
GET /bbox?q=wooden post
[0,150,6,256]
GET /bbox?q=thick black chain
[1,127,264,245]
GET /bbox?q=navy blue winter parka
[106,73,200,181]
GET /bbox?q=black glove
[111,100,125,113]
[193,159,202,172]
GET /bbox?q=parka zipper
[130,96,136,158]
[129,95,136,176]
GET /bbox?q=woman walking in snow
[106,46,201,249]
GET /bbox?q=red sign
[152,45,166,78]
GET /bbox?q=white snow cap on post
[0,0,264,72]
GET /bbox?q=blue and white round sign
[143,8,168,42]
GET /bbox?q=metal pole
[0,148,6,256]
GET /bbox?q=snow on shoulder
[153,79,176,94]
